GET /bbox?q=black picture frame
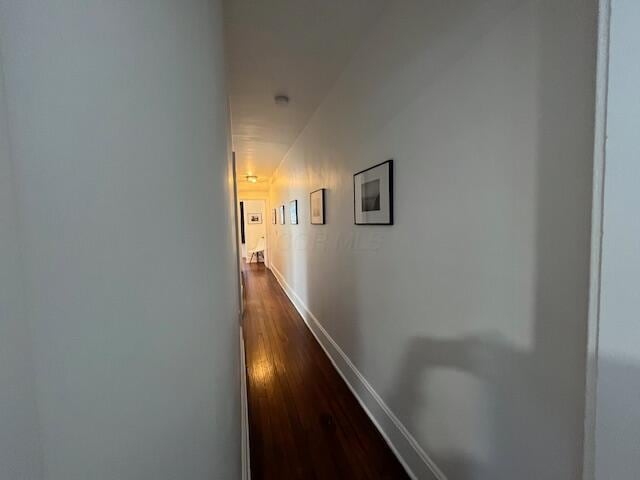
[289,200,298,225]
[279,205,285,225]
[310,188,325,225]
[247,213,262,224]
[239,201,245,243]
[353,159,394,225]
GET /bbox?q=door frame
[237,196,271,269]
[582,1,610,478]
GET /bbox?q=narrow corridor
[242,262,409,479]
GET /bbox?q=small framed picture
[310,189,325,225]
[247,213,262,224]
[353,159,393,225]
[271,208,277,224]
[289,200,298,225]
[279,205,285,225]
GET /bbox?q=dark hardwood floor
[242,261,409,480]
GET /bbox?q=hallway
[0,1,620,478]
[242,262,409,479]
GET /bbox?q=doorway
[237,198,267,265]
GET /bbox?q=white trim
[270,264,446,480]
[582,1,611,479]
[240,326,251,480]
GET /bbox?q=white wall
[0,1,240,479]
[268,0,597,478]
[594,1,640,478]
[0,36,43,480]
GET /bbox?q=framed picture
[289,200,298,225]
[279,205,285,225]
[271,208,277,224]
[310,188,325,225]
[247,213,262,224]
[353,159,393,225]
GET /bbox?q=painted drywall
[0,37,43,480]
[268,0,597,478]
[594,1,640,478]
[0,1,240,479]
[242,199,267,262]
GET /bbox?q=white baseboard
[270,264,446,480]
[239,326,251,480]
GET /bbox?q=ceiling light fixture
[246,175,258,183]
[274,94,289,106]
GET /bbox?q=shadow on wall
[383,0,596,478]
[389,345,640,479]
[271,0,597,478]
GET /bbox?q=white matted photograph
[310,188,325,225]
[247,213,262,224]
[353,160,393,225]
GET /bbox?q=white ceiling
[224,0,386,184]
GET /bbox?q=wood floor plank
[243,262,410,480]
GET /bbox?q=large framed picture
[289,200,298,225]
[279,205,285,225]
[353,159,393,225]
[310,188,325,225]
[247,212,262,224]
